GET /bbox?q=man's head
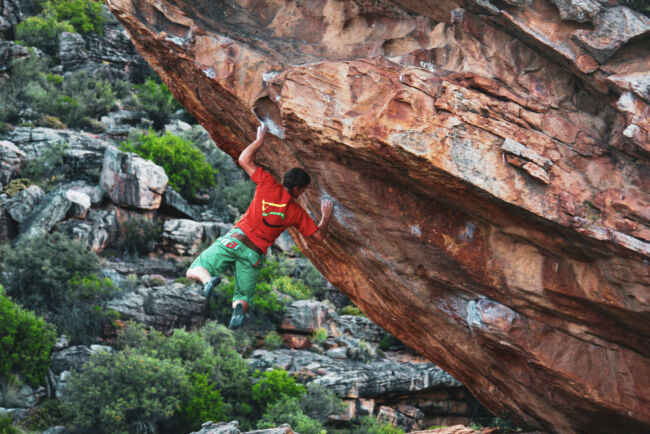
[283,167,311,198]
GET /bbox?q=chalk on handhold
[253,96,285,138]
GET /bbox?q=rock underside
[104,0,649,432]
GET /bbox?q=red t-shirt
[236,167,318,252]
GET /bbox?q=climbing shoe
[229,303,245,329]
[203,276,221,299]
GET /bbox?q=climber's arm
[238,125,268,176]
[310,199,334,242]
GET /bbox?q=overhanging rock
[105,1,650,432]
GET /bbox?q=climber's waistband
[228,229,264,255]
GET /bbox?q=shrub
[272,275,311,300]
[311,327,328,344]
[134,78,182,129]
[118,216,162,255]
[1,178,31,197]
[0,414,20,434]
[18,399,65,431]
[182,373,227,428]
[63,349,191,434]
[0,286,56,386]
[20,142,69,186]
[620,0,650,16]
[47,0,105,35]
[0,232,119,344]
[120,130,216,198]
[257,397,324,434]
[358,416,405,434]
[263,331,284,350]
[252,368,306,409]
[15,14,74,55]
[300,382,345,423]
[341,305,364,316]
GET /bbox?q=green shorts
[188,227,264,303]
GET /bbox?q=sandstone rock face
[105,0,650,432]
[100,146,168,209]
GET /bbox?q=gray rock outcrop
[0,0,22,38]
[0,140,25,184]
[59,32,89,72]
[6,185,44,223]
[192,421,294,434]
[161,218,205,255]
[162,186,200,220]
[550,0,602,23]
[50,346,93,375]
[15,188,72,243]
[100,146,168,210]
[280,300,338,335]
[106,282,205,330]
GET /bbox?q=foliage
[181,373,227,427]
[18,399,65,431]
[341,305,364,316]
[118,216,162,256]
[1,179,31,197]
[257,396,324,434]
[272,275,311,300]
[379,333,399,351]
[252,368,306,409]
[133,78,182,129]
[311,327,328,344]
[15,0,104,54]
[0,55,116,128]
[63,348,191,434]
[0,287,56,386]
[0,232,119,344]
[262,331,284,350]
[0,414,20,434]
[120,130,216,198]
[15,14,74,55]
[20,143,68,186]
[358,416,406,434]
[300,383,346,423]
[113,321,253,430]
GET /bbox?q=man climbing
[186,124,334,329]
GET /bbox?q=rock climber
[186,124,334,329]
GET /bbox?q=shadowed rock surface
[104,0,650,432]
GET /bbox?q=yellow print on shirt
[262,199,287,220]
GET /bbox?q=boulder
[15,188,71,243]
[105,282,205,330]
[549,0,602,23]
[162,186,200,220]
[100,110,149,136]
[59,32,89,72]
[1,127,114,179]
[161,218,205,255]
[191,421,295,434]
[280,300,338,335]
[6,185,44,223]
[572,7,650,63]
[0,0,22,38]
[0,141,25,184]
[105,0,650,431]
[58,208,116,252]
[335,315,386,344]
[65,189,91,219]
[0,381,46,408]
[50,346,93,374]
[100,146,168,209]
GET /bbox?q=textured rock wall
[104,0,649,432]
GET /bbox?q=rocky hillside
[103,0,649,433]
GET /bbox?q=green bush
[134,78,182,129]
[257,396,324,434]
[15,14,74,55]
[0,55,117,128]
[0,414,20,434]
[118,216,162,255]
[63,349,191,434]
[358,416,405,434]
[20,142,68,186]
[120,130,216,198]
[0,287,56,386]
[311,327,328,344]
[47,0,105,34]
[300,383,345,423]
[0,232,119,344]
[272,275,311,300]
[263,331,284,350]
[114,321,253,429]
[341,305,364,316]
[252,368,306,409]
[18,399,65,431]
[620,0,650,16]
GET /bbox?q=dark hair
[283,167,311,190]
